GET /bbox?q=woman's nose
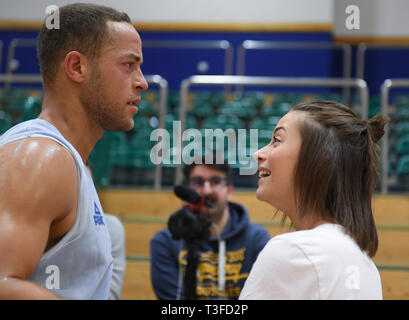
[254,147,266,163]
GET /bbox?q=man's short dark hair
[182,154,233,185]
[37,3,132,89]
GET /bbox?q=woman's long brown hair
[291,101,389,257]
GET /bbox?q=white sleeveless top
[0,119,113,299]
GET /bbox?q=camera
[168,185,215,243]
[168,206,211,242]
[168,185,215,299]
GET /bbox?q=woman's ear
[64,51,89,83]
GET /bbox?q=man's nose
[202,180,213,194]
[134,70,148,91]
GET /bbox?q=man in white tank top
[0,3,148,299]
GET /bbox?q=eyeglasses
[188,176,227,188]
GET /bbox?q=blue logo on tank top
[93,202,105,226]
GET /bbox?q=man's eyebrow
[273,126,286,134]
[122,53,143,63]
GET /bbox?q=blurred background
[0,0,408,299]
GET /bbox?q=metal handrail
[0,73,43,85]
[144,74,168,190]
[380,78,409,194]
[0,73,168,190]
[6,39,38,74]
[356,43,409,80]
[5,39,38,89]
[175,75,369,183]
[0,41,3,74]
[236,41,352,103]
[143,40,234,77]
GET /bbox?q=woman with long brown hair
[240,101,389,299]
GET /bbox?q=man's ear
[64,51,89,83]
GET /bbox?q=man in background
[150,156,271,299]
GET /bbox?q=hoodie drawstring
[218,239,226,293]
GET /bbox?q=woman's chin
[255,188,264,201]
[256,187,275,207]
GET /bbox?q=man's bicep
[0,210,62,299]
[0,209,51,279]
[0,139,78,280]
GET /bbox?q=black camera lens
[168,207,210,242]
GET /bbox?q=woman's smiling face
[254,111,305,217]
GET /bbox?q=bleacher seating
[387,95,409,190]
[0,110,12,134]
[397,155,409,175]
[22,96,41,121]
[2,88,409,191]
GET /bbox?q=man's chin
[200,207,221,222]
[123,121,134,132]
[104,120,134,132]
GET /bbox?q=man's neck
[209,206,229,238]
[38,93,104,164]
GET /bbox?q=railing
[176,75,369,183]
[236,41,352,102]
[380,78,409,194]
[143,40,234,78]
[144,75,168,190]
[0,73,42,85]
[5,39,38,89]
[356,43,409,80]
[0,40,3,74]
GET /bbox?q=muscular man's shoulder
[0,137,76,180]
[1,136,74,166]
[0,137,78,220]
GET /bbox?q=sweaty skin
[0,138,77,299]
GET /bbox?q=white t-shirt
[239,223,382,300]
